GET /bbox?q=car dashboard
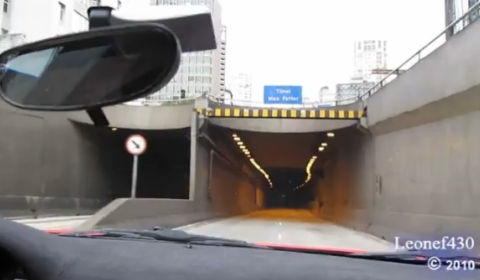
[1,234,479,280]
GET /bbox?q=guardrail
[357,0,480,103]
[123,93,201,106]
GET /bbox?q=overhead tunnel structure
[67,102,196,130]
[195,100,367,133]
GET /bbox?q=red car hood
[43,229,365,254]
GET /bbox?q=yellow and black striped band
[196,108,365,119]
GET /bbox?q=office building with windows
[335,81,375,105]
[136,0,225,105]
[219,25,226,100]
[0,0,124,44]
[352,40,387,83]
[445,0,479,38]
[1,0,89,42]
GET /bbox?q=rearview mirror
[0,23,181,111]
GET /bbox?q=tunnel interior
[207,123,353,215]
[263,167,324,209]
[74,122,191,200]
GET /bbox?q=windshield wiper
[57,228,269,250]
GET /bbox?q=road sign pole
[131,155,139,198]
[125,134,147,198]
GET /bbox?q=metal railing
[207,95,356,108]
[124,91,360,108]
[123,93,202,106]
[358,0,480,103]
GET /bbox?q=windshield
[3,0,480,265]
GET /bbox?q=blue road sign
[263,85,303,104]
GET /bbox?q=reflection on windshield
[0,28,169,108]
[6,48,61,78]
[0,45,112,106]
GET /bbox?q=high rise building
[0,0,127,44]
[0,33,25,53]
[445,0,479,38]
[227,73,253,106]
[90,0,124,9]
[219,25,226,100]
[135,0,224,105]
[352,40,387,83]
[333,39,387,104]
[335,81,375,105]
[0,0,91,42]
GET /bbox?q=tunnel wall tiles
[196,108,365,119]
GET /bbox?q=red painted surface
[44,229,72,234]
[254,242,365,254]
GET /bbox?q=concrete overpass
[2,7,480,251]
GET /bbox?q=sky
[218,0,446,101]
[127,0,446,101]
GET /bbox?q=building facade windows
[445,0,479,38]
[3,0,9,13]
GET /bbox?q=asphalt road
[177,209,395,252]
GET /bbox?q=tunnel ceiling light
[327,132,335,137]
[236,136,272,188]
[294,156,318,190]
[321,143,327,147]
[319,147,325,151]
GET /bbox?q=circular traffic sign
[125,134,147,155]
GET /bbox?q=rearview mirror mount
[86,6,117,127]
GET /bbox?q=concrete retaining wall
[316,111,480,250]
[367,17,480,134]
[67,103,194,130]
[0,101,123,218]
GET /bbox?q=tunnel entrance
[207,124,347,212]
[75,122,191,201]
